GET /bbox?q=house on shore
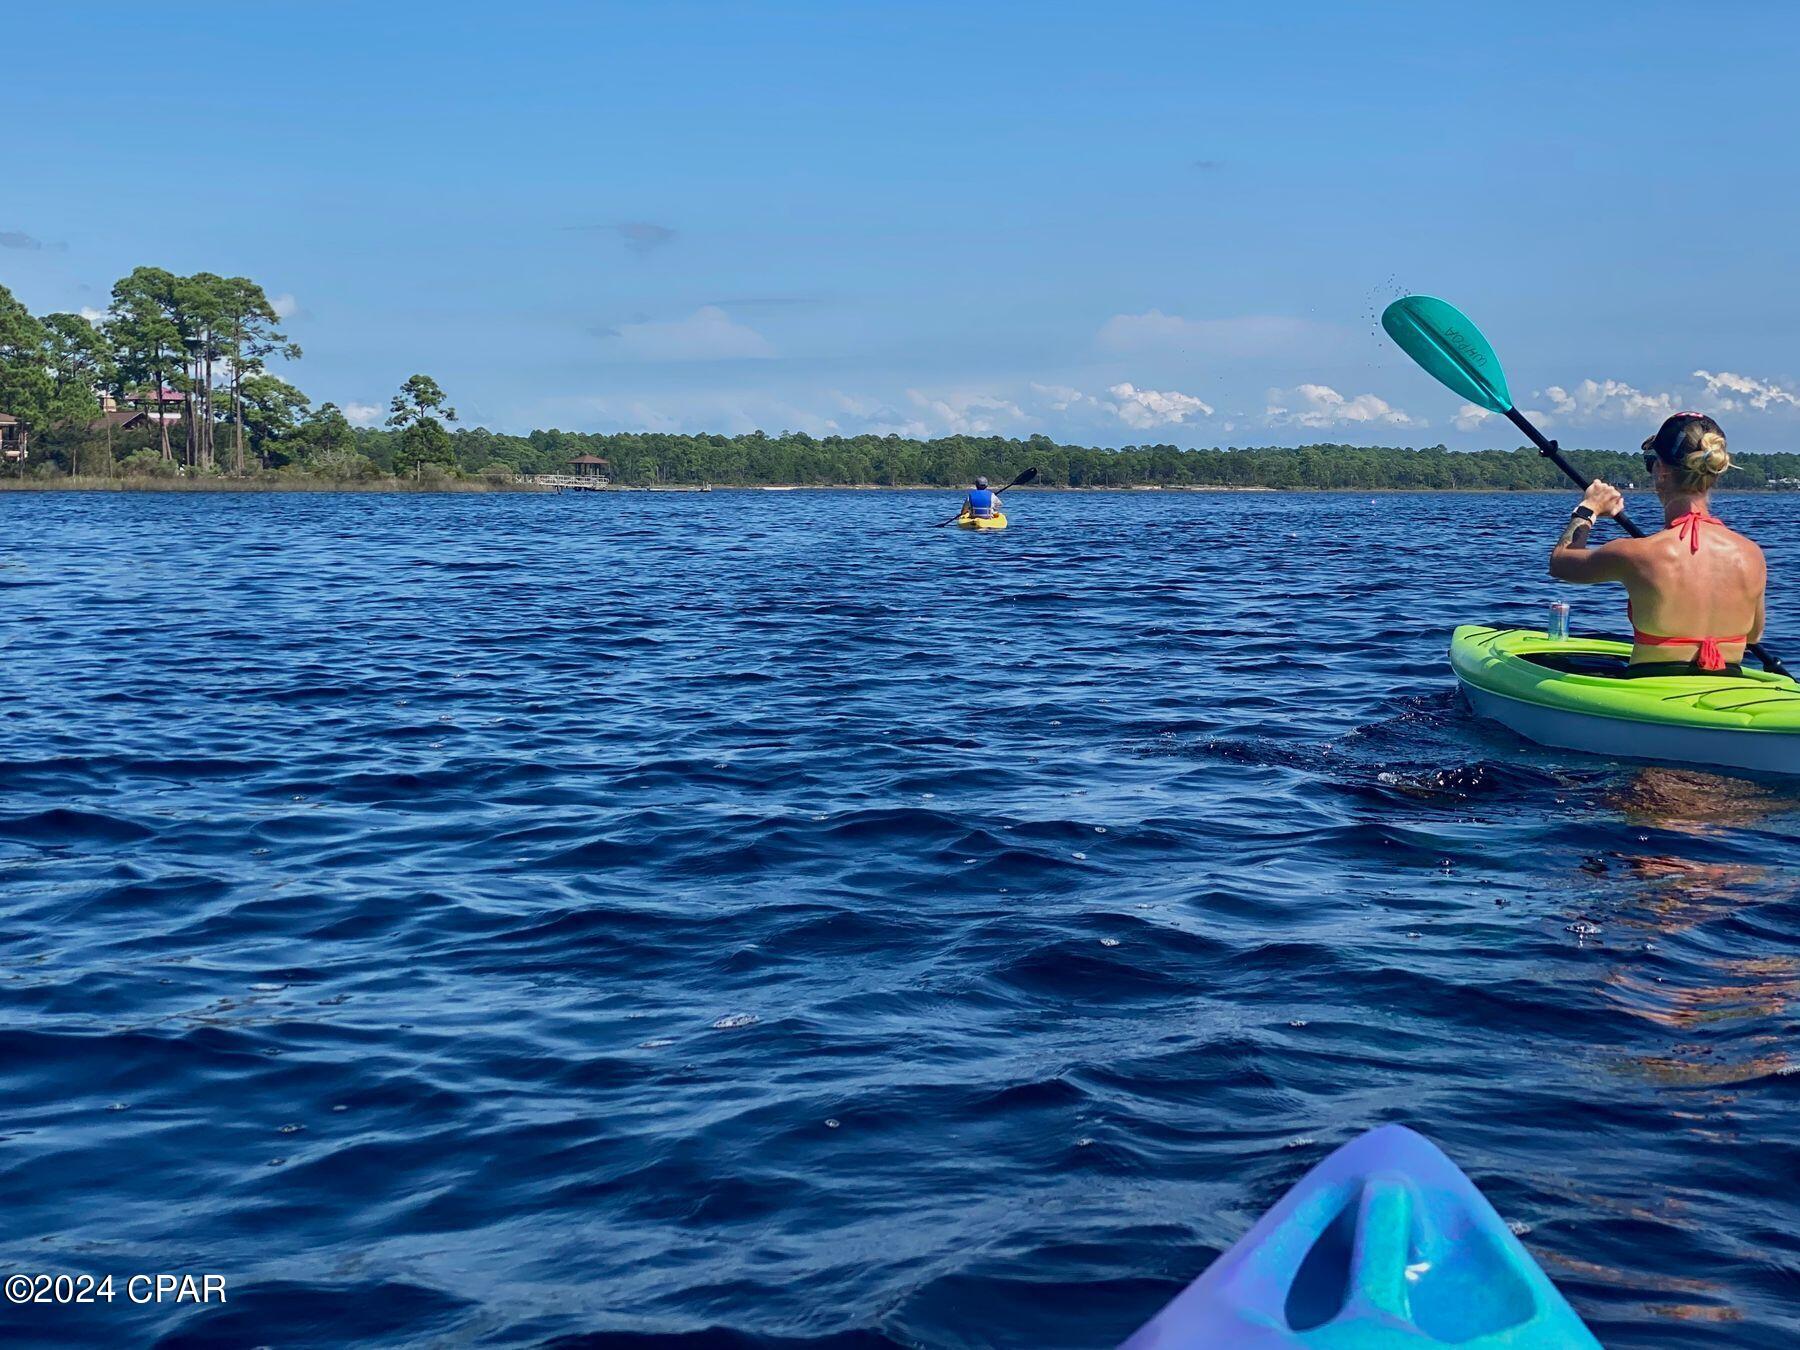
[99,388,185,422]
[0,413,25,464]
[87,409,158,434]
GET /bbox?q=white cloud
[1097,311,1328,357]
[827,392,930,437]
[1453,404,1494,431]
[1532,371,1800,424]
[1030,379,1217,430]
[77,306,107,324]
[668,396,841,436]
[904,389,1025,436]
[1029,382,1094,412]
[557,379,1280,440]
[1693,369,1800,412]
[344,402,384,426]
[1105,381,1213,429]
[599,306,774,362]
[1266,384,1413,428]
[560,388,1023,440]
[1540,379,1677,421]
[271,293,299,319]
[541,387,1038,440]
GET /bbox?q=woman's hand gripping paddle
[1381,295,1789,678]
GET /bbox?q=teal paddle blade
[1381,296,1514,414]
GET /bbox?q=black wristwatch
[1570,505,1596,523]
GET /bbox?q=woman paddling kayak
[1550,412,1766,676]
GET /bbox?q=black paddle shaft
[1505,407,1791,678]
[1504,408,1650,538]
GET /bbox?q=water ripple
[2,489,1798,1347]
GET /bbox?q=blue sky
[6,1,1800,449]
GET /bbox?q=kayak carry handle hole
[1285,1196,1359,1331]
[1284,1181,1538,1339]
[1411,1221,1536,1341]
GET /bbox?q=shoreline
[0,476,548,494]
[2,478,1790,497]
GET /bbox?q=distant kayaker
[964,476,1000,520]
[1550,412,1766,676]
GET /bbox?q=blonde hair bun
[1648,414,1731,490]
[1684,429,1732,481]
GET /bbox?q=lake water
[2,488,1798,1348]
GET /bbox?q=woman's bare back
[1620,518,1765,664]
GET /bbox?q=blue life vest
[966,489,996,517]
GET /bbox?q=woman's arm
[1549,480,1631,583]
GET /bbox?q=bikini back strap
[1632,629,1749,673]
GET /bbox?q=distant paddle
[1381,295,1790,678]
[937,465,1039,526]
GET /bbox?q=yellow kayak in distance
[956,510,1008,531]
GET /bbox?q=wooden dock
[528,474,612,492]
[521,476,721,493]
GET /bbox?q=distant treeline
[8,272,1798,490]
[338,429,1800,490]
[35,420,1799,489]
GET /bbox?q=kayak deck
[1122,1124,1599,1348]
[956,510,1008,530]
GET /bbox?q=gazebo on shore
[568,454,610,483]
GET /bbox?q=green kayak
[1451,626,1800,776]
